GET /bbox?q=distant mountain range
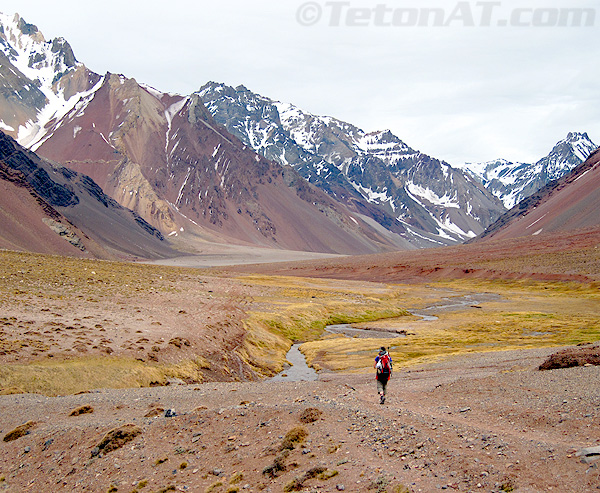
[456,132,597,208]
[199,83,506,247]
[199,83,597,245]
[477,148,600,241]
[0,12,597,256]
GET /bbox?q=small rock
[459,407,471,413]
[91,447,100,457]
[24,446,31,453]
[164,409,176,418]
[336,485,345,491]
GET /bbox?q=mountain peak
[0,11,80,83]
[462,131,597,209]
[15,14,40,36]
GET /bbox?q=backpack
[377,354,391,380]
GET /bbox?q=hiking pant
[377,377,389,395]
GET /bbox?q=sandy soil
[226,228,600,283]
[0,268,254,378]
[147,243,342,268]
[1,346,599,492]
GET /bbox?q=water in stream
[271,344,318,382]
[272,292,502,381]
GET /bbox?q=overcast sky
[2,0,599,165]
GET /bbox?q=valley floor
[1,346,599,492]
[1,243,599,492]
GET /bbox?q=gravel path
[1,346,599,492]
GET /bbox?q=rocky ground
[1,232,599,493]
[1,346,599,493]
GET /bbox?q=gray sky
[3,0,599,165]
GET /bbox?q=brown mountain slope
[0,14,408,254]
[476,148,600,241]
[33,74,411,254]
[0,130,175,259]
[0,159,94,256]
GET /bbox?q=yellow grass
[300,279,600,372]
[0,357,212,396]
[1,250,598,393]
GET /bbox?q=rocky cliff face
[458,132,597,208]
[0,129,173,258]
[199,82,506,247]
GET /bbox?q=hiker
[374,346,392,404]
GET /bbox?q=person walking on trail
[374,346,392,404]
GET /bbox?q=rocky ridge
[0,129,173,258]
[458,132,597,208]
[199,82,506,248]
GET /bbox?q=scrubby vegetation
[0,250,599,394]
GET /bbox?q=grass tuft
[3,421,35,442]
[96,423,141,454]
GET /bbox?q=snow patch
[0,121,15,132]
[406,182,460,208]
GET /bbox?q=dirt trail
[1,346,599,492]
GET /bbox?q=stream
[270,344,318,382]
[271,292,502,381]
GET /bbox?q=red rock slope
[0,130,175,259]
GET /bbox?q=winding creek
[272,292,502,381]
[270,344,318,382]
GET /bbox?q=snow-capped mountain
[2,12,594,254]
[199,82,506,247]
[0,12,411,255]
[478,147,600,242]
[458,132,597,208]
[0,13,101,148]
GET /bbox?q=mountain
[458,132,597,209]
[0,129,173,258]
[477,148,600,241]
[198,82,507,247]
[0,12,410,255]
[0,13,102,148]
